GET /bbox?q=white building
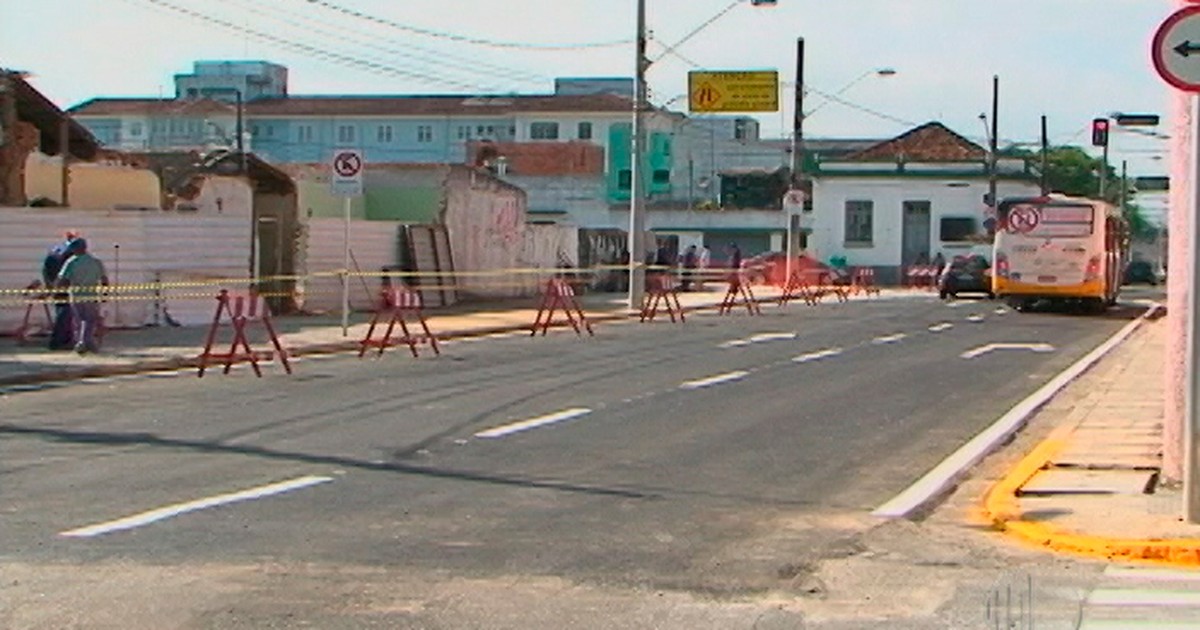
[807,122,1042,282]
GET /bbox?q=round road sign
[1153,6,1200,92]
[333,151,363,178]
[1006,206,1041,234]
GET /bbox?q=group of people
[654,242,744,292]
[40,232,109,354]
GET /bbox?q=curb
[873,302,1161,519]
[980,308,1200,566]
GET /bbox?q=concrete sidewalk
[983,315,1200,565]
[0,283,909,387]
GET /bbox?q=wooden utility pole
[0,72,24,206]
[59,117,70,206]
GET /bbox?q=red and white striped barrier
[851,267,880,297]
[197,289,292,377]
[360,285,440,358]
[640,273,685,323]
[532,277,593,336]
[905,266,940,290]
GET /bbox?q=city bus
[992,195,1128,313]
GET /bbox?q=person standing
[41,232,77,350]
[727,242,743,287]
[56,238,108,354]
[680,245,697,291]
[697,245,711,290]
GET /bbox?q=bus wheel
[1083,298,1107,315]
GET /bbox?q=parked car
[939,255,993,299]
[1123,260,1158,286]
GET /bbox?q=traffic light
[1091,118,1110,147]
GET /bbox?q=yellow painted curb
[983,426,1200,567]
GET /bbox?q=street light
[803,67,897,118]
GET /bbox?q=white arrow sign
[960,343,1055,360]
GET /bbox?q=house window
[265,125,274,138]
[617,169,632,190]
[457,125,469,140]
[652,169,670,184]
[338,124,356,144]
[941,216,977,242]
[508,125,516,137]
[377,125,393,143]
[417,125,433,143]
[130,122,143,137]
[844,200,874,245]
[297,125,314,143]
[578,122,593,140]
[530,122,560,140]
[251,124,260,137]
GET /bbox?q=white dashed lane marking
[679,371,750,390]
[474,408,593,439]
[928,323,954,333]
[792,348,843,363]
[872,333,907,344]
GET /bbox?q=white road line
[59,475,334,538]
[474,408,593,439]
[872,304,1159,519]
[872,333,907,344]
[679,370,750,390]
[1106,566,1200,581]
[994,306,1009,315]
[792,348,843,363]
[720,332,796,348]
[1088,588,1200,607]
[928,323,954,333]
[748,332,798,343]
[966,314,986,322]
[960,342,1055,359]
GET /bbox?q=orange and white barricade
[905,265,939,290]
[779,269,819,307]
[360,285,440,358]
[850,267,880,297]
[197,289,292,377]
[640,273,686,323]
[718,272,762,316]
[532,277,594,336]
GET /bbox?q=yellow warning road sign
[687,70,779,113]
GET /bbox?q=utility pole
[1040,115,1049,196]
[235,90,247,174]
[988,76,999,222]
[626,0,648,309]
[786,38,805,285]
[1189,94,1200,523]
[59,118,70,207]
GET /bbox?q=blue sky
[0,0,1174,176]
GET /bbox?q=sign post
[331,149,364,337]
[1153,5,1200,523]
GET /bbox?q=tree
[1007,145,1156,239]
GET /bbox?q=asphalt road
[0,293,1146,628]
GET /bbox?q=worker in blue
[41,231,78,350]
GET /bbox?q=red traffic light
[1091,118,1110,147]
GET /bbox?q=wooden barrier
[360,285,440,358]
[197,289,291,377]
[718,273,762,316]
[640,273,686,323]
[531,277,594,336]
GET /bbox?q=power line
[298,0,633,51]
[207,0,549,89]
[124,0,510,92]
[649,0,742,65]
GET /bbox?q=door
[901,201,932,266]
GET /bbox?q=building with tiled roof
[805,121,1041,281]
